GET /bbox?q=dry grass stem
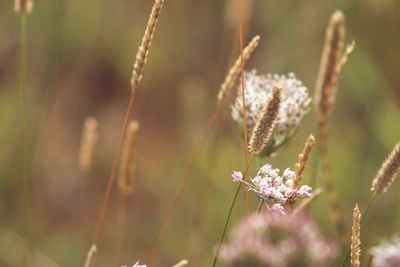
[314,10,345,122]
[351,204,361,267]
[217,35,260,105]
[249,85,281,155]
[371,143,400,194]
[83,244,97,267]
[79,117,99,173]
[118,121,140,195]
[131,0,165,93]
[294,134,316,188]
[15,0,33,15]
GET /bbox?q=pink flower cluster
[218,210,338,267]
[232,164,312,209]
[370,235,400,267]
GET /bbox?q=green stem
[256,199,264,213]
[212,159,253,267]
[19,14,32,265]
[340,193,376,267]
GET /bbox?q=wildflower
[370,235,400,267]
[233,164,312,208]
[231,71,311,151]
[218,210,337,267]
[231,171,243,182]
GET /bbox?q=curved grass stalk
[212,156,254,267]
[92,93,135,244]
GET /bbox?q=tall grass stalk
[318,121,348,244]
[18,14,32,266]
[92,0,164,246]
[92,93,135,245]
[236,0,251,214]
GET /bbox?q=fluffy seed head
[314,10,345,122]
[83,244,97,267]
[294,134,316,188]
[248,85,281,155]
[118,121,140,195]
[15,0,33,15]
[79,117,98,173]
[371,143,400,194]
[351,204,361,267]
[131,0,165,93]
[217,36,260,105]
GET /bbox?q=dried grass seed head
[15,0,33,15]
[83,244,97,267]
[351,204,361,267]
[248,85,281,156]
[314,10,345,122]
[217,35,260,105]
[131,0,165,93]
[79,117,99,173]
[294,134,316,188]
[119,121,140,195]
[371,143,400,194]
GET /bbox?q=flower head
[218,210,338,267]
[233,164,312,208]
[231,71,311,150]
[370,235,400,267]
[231,171,243,182]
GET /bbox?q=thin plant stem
[318,120,348,244]
[340,193,376,267]
[236,0,251,215]
[92,92,136,244]
[145,105,222,265]
[114,194,129,266]
[212,155,254,267]
[19,14,32,266]
[256,199,264,213]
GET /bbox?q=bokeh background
[0,0,399,266]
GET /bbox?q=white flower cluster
[232,164,312,208]
[231,70,311,146]
[370,236,400,267]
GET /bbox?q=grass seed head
[371,143,400,194]
[249,85,281,156]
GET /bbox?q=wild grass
[3,1,400,267]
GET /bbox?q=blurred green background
[0,0,399,266]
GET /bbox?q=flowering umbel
[370,235,400,267]
[218,210,337,267]
[231,71,311,152]
[232,164,312,212]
